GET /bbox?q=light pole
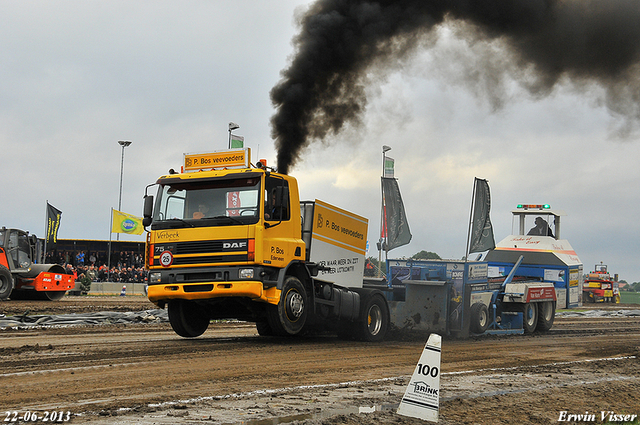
[228,122,239,149]
[117,140,132,241]
[378,145,391,277]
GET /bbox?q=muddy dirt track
[1,297,639,424]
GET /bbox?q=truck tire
[256,320,274,336]
[535,301,555,332]
[521,303,538,334]
[0,265,14,300]
[168,300,210,338]
[267,276,307,336]
[353,292,389,342]
[470,302,490,334]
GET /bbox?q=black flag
[46,203,62,251]
[381,177,412,251]
[468,178,495,254]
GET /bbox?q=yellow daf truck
[142,148,389,340]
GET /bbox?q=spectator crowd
[45,250,148,284]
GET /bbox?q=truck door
[263,176,300,268]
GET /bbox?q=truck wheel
[521,303,538,334]
[470,302,490,334]
[535,301,555,332]
[267,276,307,336]
[0,265,14,300]
[354,293,389,342]
[168,300,210,338]
[256,320,274,336]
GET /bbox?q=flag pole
[378,145,391,278]
[378,178,384,278]
[465,178,479,263]
[44,200,48,262]
[108,208,113,282]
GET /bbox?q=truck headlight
[149,272,162,283]
[239,268,254,279]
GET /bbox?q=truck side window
[265,177,290,221]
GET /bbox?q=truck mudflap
[147,281,281,305]
[502,282,557,303]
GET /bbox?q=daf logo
[223,241,247,249]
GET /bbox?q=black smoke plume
[270,0,640,174]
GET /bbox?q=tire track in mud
[1,304,639,424]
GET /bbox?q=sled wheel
[535,301,555,332]
[0,265,14,300]
[168,300,210,338]
[521,303,538,334]
[267,276,307,336]
[354,292,389,342]
[470,302,490,334]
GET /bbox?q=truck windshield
[151,176,261,229]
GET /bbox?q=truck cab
[144,161,306,330]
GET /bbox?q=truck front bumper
[148,280,281,304]
[146,265,281,305]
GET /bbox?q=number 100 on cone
[397,333,442,422]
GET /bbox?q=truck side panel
[307,200,368,289]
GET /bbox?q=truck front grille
[171,254,248,265]
[151,239,249,267]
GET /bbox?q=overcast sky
[2,1,639,283]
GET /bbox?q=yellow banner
[184,148,251,171]
[112,209,144,235]
[312,200,368,253]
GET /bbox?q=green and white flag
[230,134,244,148]
[383,156,394,178]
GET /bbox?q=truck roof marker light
[517,204,551,210]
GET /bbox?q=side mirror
[143,195,154,227]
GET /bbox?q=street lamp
[228,122,239,149]
[117,140,132,241]
[378,145,391,277]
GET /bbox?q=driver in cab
[193,204,210,219]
